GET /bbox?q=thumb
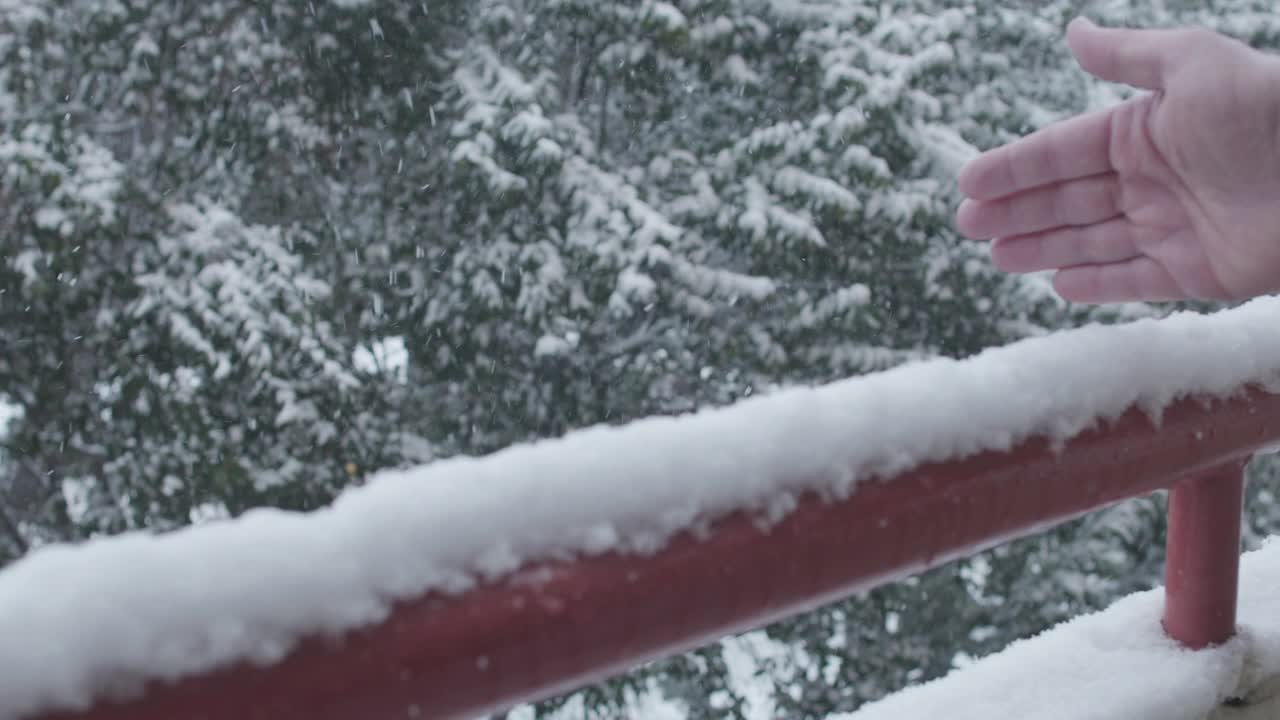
[1066,17,1187,90]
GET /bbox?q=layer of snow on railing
[835,538,1280,720]
[3,298,1280,718]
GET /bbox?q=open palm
[956,18,1280,303]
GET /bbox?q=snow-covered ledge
[4,298,1280,719]
[837,539,1280,720]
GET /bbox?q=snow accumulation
[3,298,1280,718]
[835,538,1280,720]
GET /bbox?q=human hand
[955,17,1280,303]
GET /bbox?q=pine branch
[0,501,28,557]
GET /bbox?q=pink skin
[955,17,1280,304]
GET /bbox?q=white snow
[645,1,687,31]
[0,399,18,436]
[533,334,573,358]
[3,298,1280,718]
[914,121,980,178]
[352,335,408,380]
[835,538,1280,720]
[0,0,48,29]
[721,630,804,719]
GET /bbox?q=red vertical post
[1162,460,1246,649]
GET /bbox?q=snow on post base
[835,538,1280,720]
[2,298,1280,718]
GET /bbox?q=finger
[991,218,1147,273]
[1066,17,1190,90]
[957,108,1115,201]
[955,173,1121,240]
[1052,257,1186,303]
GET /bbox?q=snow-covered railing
[5,300,1280,720]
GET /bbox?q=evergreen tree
[0,0,434,553]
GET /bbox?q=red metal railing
[35,387,1280,720]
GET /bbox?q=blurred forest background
[3,0,1280,716]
